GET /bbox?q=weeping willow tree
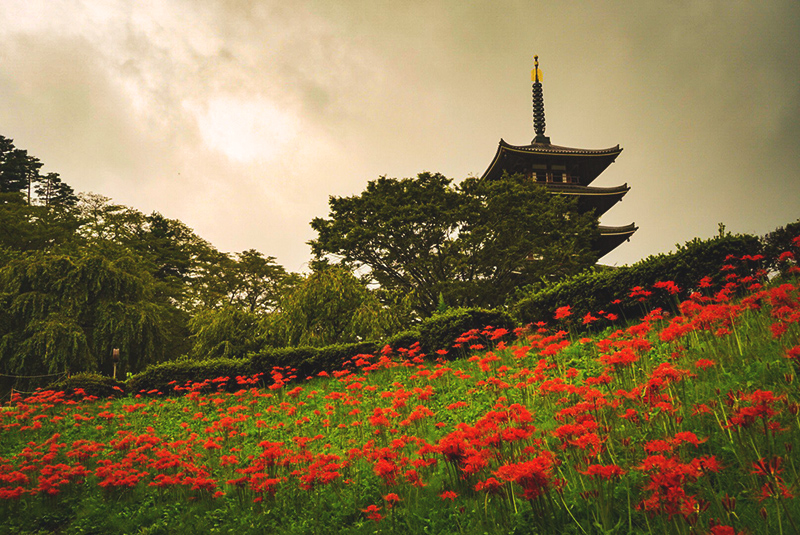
[267,265,401,347]
[0,250,173,384]
[187,305,262,360]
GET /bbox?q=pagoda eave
[595,223,638,258]
[481,139,623,184]
[547,183,630,217]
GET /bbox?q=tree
[227,249,295,313]
[267,265,401,347]
[0,135,41,198]
[75,195,222,312]
[0,250,172,380]
[34,172,78,207]
[310,172,599,315]
[187,305,263,360]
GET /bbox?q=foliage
[48,372,127,398]
[0,135,41,197]
[249,342,380,380]
[128,342,380,393]
[0,250,172,381]
[268,265,401,347]
[386,307,515,355]
[310,172,598,315]
[126,356,250,394]
[225,249,294,313]
[761,218,800,272]
[0,192,79,256]
[513,232,762,325]
[187,305,263,360]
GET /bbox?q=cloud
[0,0,798,273]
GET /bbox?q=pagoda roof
[498,139,622,156]
[482,139,623,184]
[596,223,638,258]
[546,183,629,195]
[547,183,630,217]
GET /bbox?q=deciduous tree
[310,172,598,315]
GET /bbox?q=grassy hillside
[1,257,799,534]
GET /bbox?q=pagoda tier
[481,139,623,186]
[596,223,638,258]
[543,183,630,218]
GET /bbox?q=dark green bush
[127,357,250,394]
[384,329,423,351]
[249,342,379,379]
[385,307,514,355]
[513,233,762,326]
[48,372,127,398]
[761,219,800,272]
[126,308,518,394]
[128,342,382,394]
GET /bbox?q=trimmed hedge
[126,357,250,394]
[513,233,762,326]
[48,373,127,398]
[249,342,379,380]
[126,308,514,394]
[127,342,380,394]
[385,307,515,356]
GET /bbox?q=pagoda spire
[531,55,550,144]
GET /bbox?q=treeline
[3,134,798,398]
[0,136,405,396]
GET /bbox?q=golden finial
[531,55,543,82]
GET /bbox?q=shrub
[48,372,127,398]
[384,329,423,351]
[128,342,382,394]
[513,233,762,326]
[386,307,514,354]
[126,308,516,395]
[127,357,249,394]
[761,219,800,272]
[249,342,380,379]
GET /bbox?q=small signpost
[112,348,120,380]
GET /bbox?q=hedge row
[125,343,378,394]
[124,307,514,395]
[512,233,762,326]
[48,373,127,399]
[385,307,515,356]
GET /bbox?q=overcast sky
[1,1,798,272]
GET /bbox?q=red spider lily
[694,358,716,370]
[362,504,383,522]
[752,456,784,478]
[579,464,625,480]
[672,431,705,447]
[440,490,458,501]
[635,454,719,520]
[630,286,652,301]
[554,306,571,320]
[494,453,557,500]
[403,469,426,487]
[383,492,401,508]
[653,280,681,295]
[373,458,399,485]
[582,313,599,325]
[475,476,504,494]
[726,390,784,429]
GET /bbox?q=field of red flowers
[2,246,799,534]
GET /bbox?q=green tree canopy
[310,172,599,315]
[0,250,172,379]
[267,265,400,347]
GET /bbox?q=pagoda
[481,56,637,258]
